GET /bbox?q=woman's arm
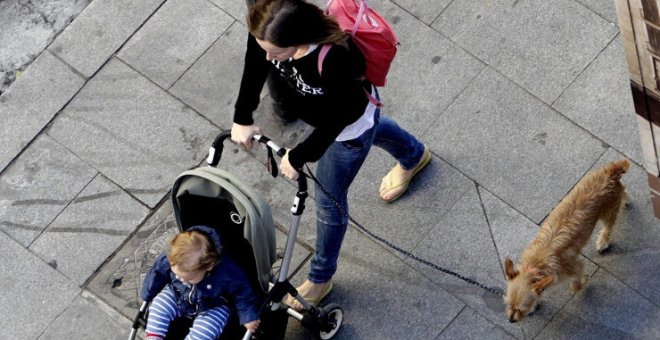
[233,34,271,126]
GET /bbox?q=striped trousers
[145,286,231,340]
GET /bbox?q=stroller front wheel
[318,303,343,340]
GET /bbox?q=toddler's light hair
[167,230,219,272]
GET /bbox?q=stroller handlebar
[207,130,231,166]
[253,134,286,157]
[207,131,286,167]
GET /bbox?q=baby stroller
[128,131,344,340]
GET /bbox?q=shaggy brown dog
[503,159,630,323]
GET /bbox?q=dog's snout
[509,318,517,323]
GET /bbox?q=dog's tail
[604,159,630,181]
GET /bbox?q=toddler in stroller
[130,131,344,340]
[140,226,260,339]
[130,159,281,340]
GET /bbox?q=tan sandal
[379,146,431,202]
[285,281,334,311]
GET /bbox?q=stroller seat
[130,167,286,340]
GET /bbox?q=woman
[232,0,430,309]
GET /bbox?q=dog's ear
[533,275,554,295]
[504,258,518,280]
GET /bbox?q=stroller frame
[129,131,343,340]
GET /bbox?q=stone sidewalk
[0,0,92,95]
[1,0,659,339]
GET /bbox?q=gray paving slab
[482,186,599,338]
[437,307,515,340]
[88,199,176,317]
[536,269,660,339]
[29,174,149,285]
[170,21,248,129]
[39,292,131,340]
[49,0,165,78]
[117,0,233,89]
[483,188,539,265]
[286,227,466,340]
[47,57,221,207]
[553,37,642,165]
[208,0,247,25]
[0,134,97,247]
[582,149,660,306]
[0,231,80,340]
[425,67,607,223]
[344,148,472,259]
[575,0,618,24]
[0,50,85,173]
[381,0,450,26]
[406,183,503,290]
[433,0,618,104]
[0,0,91,94]
[377,0,485,137]
[351,152,506,298]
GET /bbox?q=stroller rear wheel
[318,303,343,340]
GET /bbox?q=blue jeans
[309,110,426,283]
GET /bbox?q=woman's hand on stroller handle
[252,135,299,180]
[209,128,285,167]
[231,123,262,149]
[210,129,306,187]
[279,149,299,181]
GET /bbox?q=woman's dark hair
[247,0,347,48]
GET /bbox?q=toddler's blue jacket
[140,226,260,325]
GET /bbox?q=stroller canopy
[171,167,276,292]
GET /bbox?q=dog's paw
[570,282,580,293]
[596,237,610,252]
[530,302,540,314]
[570,275,589,293]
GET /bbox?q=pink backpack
[318,0,399,88]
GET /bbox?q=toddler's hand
[244,319,260,333]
